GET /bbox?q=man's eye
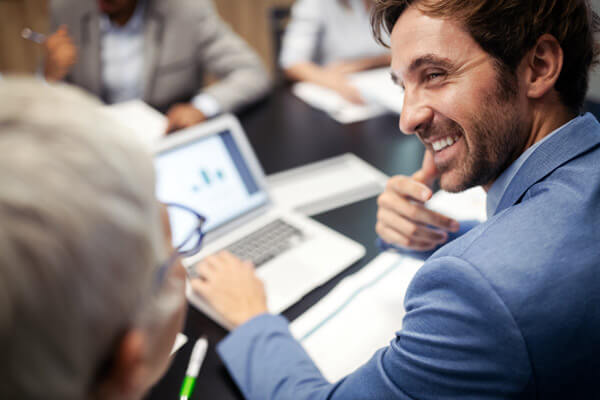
[426,72,445,81]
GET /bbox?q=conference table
[146,86,424,400]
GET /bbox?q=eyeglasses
[155,202,206,287]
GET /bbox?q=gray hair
[0,78,167,399]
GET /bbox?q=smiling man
[192,1,600,399]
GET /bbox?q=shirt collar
[485,115,584,218]
[100,0,146,34]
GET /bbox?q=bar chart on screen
[155,133,267,234]
[191,168,226,192]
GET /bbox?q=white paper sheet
[291,252,423,382]
[102,100,167,149]
[291,68,404,124]
[292,82,386,124]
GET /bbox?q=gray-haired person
[0,77,188,400]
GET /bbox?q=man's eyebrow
[390,55,455,88]
[408,54,454,73]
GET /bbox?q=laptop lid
[153,114,271,246]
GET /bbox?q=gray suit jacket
[50,0,270,112]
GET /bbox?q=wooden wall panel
[213,0,295,75]
[0,0,48,74]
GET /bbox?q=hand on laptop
[376,150,460,251]
[191,251,268,328]
[165,103,207,134]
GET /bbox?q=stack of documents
[292,67,404,124]
[290,187,487,382]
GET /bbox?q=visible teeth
[432,136,458,152]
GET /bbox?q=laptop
[154,114,365,329]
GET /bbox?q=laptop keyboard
[225,219,305,267]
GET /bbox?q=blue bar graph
[198,168,225,187]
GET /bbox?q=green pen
[180,335,208,400]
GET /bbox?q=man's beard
[423,73,526,193]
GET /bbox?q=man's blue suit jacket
[218,113,600,399]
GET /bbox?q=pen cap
[186,337,208,376]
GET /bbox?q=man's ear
[95,330,149,399]
[523,33,564,99]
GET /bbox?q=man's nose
[399,91,434,135]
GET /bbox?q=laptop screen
[154,130,268,241]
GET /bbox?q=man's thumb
[411,150,438,187]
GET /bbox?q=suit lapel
[495,113,600,215]
[142,0,165,102]
[79,9,102,97]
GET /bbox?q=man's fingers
[376,222,439,251]
[196,258,218,279]
[165,113,180,133]
[166,106,198,133]
[54,25,68,37]
[50,26,71,43]
[377,208,448,242]
[194,262,211,280]
[190,278,212,299]
[218,251,240,267]
[165,120,177,134]
[219,250,248,266]
[385,176,432,202]
[378,189,459,232]
[412,150,439,187]
[403,201,459,232]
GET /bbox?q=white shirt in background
[280,0,388,68]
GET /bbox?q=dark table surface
[146,87,424,400]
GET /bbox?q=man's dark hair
[371,0,600,113]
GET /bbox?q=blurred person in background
[44,0,270,133]
[280,0,391,104]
